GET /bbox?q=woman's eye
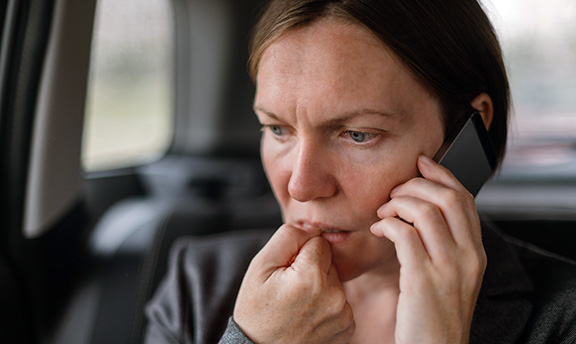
[347,130,366,142]
[344,130,377,143]
[270,125,283,136]
[262,125,286,137]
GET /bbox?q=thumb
[292,236,333,275]
[253,224,321,277]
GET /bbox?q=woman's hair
[249,0,510,167]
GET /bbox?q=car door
[1,0,278,343]
[0,0,97,342]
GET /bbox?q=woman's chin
[332,259,367,282]
[332,245,398,282]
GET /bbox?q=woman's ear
[470,93,494,129]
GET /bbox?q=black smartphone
[433,112,497,197]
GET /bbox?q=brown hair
[249,0,510,167]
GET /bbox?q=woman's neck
[344,266,401,343]
[344,257,401,296]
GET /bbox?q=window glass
[83,0,173,171]
[484,0,576,166]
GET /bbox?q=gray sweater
[145,226,576,343]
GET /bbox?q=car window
[484,0,576,169]
[82,0,173,171]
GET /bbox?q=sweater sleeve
[144,243,193,344]
[144,230,274,344]
[218,318,255,344]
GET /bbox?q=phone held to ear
[433,112,497,197]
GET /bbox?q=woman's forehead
[259,19,396,76]
[255,19,437,122]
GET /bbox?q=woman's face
[254,19,445,282]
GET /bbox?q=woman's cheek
[261,134,288,170]
[261,136,294,200]
[338,148,412,204]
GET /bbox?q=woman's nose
[287,142,337,202]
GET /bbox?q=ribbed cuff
[218,317,255,344]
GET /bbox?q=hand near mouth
[233,224,356,344]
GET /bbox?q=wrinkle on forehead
[255,18,441,129]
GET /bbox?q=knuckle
[380,216,397,227]
[441,188,461,206]
[327,289,348,315]
[473,251,488,275]
[440,187,476,211]
[400,225,420,241]
[345,304,355,327]
[418,201,440,218]
[346,318,356,336]
[287,270,323,295]
[286,278,310,297]
[460,250,487,282]
[319,286,347,317]
[406,177,426,191]
[375,217,402,237]
[388,224,421,248]
[462,190,475,207]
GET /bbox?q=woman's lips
[295,221,353,245]
[320,230,352,244]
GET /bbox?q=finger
[324,264,349,314]
[327,263,342,285]
[377,196,455,260]
[416,156,478,230]
[371,217,430,269]
[390,159,479,245]
[292,236,333,275]
[390,178,478,247]
[327,303,356,344]
[417,155,468,193]
[391,159,470,205]
[254,224,321,276]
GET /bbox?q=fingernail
[376,203,387,217]
[418,155,436,167]
[370,221,385,237]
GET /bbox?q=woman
[146,1,576,343]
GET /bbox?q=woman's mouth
[320,229,352,244]
[295,221,353,245]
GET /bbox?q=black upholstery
[0,255,34,343]
[84,157,281,344]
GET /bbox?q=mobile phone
[433,112,497,197]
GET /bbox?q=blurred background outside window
[82,0,173,171]
[81,0,575,171]
[485,0,576,167]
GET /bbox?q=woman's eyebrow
[253,106,403,124]
[328,110,403,124]
[253,107,282,121]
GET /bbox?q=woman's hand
[233,224,355,344]
[371,155,487,344]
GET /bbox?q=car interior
[0,0,574,343]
